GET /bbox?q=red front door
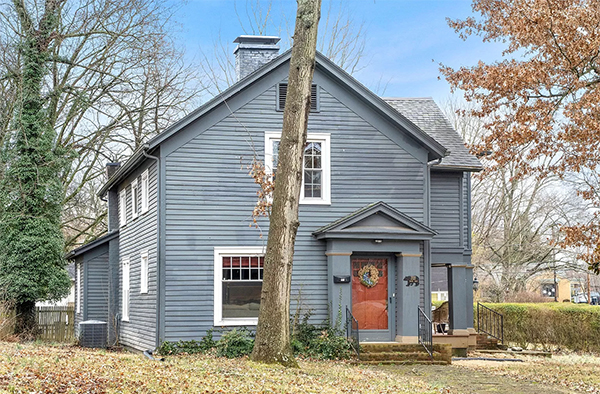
[352,258,388,330]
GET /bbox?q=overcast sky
[171,0,506,104]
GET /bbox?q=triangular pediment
[313,201,436,240]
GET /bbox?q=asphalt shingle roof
[384,97,482,170]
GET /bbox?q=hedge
[475,303,600,352]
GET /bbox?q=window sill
[300,198,331,205]
[215,318,258,327]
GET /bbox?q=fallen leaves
[0,342,439,393]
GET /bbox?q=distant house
[68,35,482,351]
[530,275,572,303]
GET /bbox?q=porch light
[473,277,479,291]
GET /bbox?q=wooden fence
[0,305,75,342]
[36,306,75,342]
[0,307,15,339]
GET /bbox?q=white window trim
[76,262,81,314]
[122,258,130,322]
[140,251,149,294]
[119,190,127,227]
[141,169,149,214]
[264,132,331,205]
[131,179,139,220]
[214,246,265,326]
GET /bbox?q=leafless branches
[0,0,201,248]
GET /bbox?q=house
[431,266,449,302]
[68,35,482,351]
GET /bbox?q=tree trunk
[251,0,321,367]
[14,301,38,340]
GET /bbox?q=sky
[170,0,507,104]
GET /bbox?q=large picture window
[265,132,331,204]
[214,247,264,326]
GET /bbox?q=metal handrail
[345,307,359,358]
[418,306,433,359]
[477,302,504,344]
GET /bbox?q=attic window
[277,83,319,111]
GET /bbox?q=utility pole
[588,271,592,305]
[554,267,558,302]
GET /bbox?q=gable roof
[384,98,482,171]
[313,201,437,240]
[66,230,119,259]
[99,50,477,196]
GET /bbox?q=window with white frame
[131,179,139,219]
[214,247,265,326]
[140,251,148,294]
[264,132,331,204]
[76,262,82,314]
[141,169,149,214]
[122,258,130,321]
[119,190,127,227]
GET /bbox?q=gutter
[97,144,150,197]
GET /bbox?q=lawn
[0,342,438,393]
[2,342,599,393]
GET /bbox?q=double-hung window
[119,190,127,227]
[214,247,264,326]
[122,258,130,321]
[141,169,149,214]
[264,132,331,204]
[131,179,139,219]
[140,251,148,294]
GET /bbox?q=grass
[454,352,600,392]
[0,342,438,393]
[3,342,600,393]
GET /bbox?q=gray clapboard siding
[163,81,427,341]
[117,161,158,351]
[463,172,471,250]
[430,172,462,251]
[74,258,83,335]
[85,252,109,321]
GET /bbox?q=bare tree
[0,0,201,249]
[251,0,321,367]
[443,98,584,301]
[199,0,366,96]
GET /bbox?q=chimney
[106,162,121,180]
[234,35,280,81]
[105,162,121,232]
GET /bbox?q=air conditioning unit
[79,320,107,348]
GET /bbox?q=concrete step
[361,343,451,354]
[356,359,450,365]
[360,351,446,362]
[358,343,453,364]
[477,349,551,358]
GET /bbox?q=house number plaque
[403,275,419,286]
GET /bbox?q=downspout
[141,146,162,349]
[427,158,442,167]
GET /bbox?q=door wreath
[358,264,379,288]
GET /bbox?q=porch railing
[345,307,360,358]
[418,306,433,359]
[477,302,504,344]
